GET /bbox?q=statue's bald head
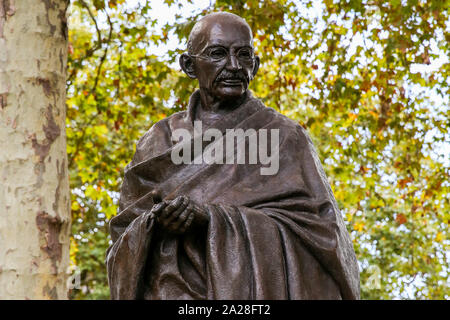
[180,12,259,104]
[187,12,253,55]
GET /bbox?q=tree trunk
[0,0,70,299]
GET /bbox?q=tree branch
[91,12,113,94]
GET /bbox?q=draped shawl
[106,90,360,300]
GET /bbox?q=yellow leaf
[94,125,108,136]
[369,110,379,119]
[353,222,364,232]
[435,232,444,242]
[71,201,80,211]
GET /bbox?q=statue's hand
[152,195,192,234]
[152,195,209,234]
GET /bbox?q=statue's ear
[252,55,260,79]
[179,53,197,79]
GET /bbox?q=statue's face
[189,20,259,102]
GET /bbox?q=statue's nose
[226,54,242,70]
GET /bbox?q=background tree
[0,0,71,299]
[67,0,449,299]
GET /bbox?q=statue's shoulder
[257,102,312,148]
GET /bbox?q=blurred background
[66,0,449,299]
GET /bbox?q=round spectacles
[190,46,255,64]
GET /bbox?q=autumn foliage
[67,0,449,299]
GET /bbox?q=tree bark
[0,0,70,299]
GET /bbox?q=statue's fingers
[159,196,185,220]
[178,210,195,234]
[144,210,157,230]
[164,196,189,225]
[151,201,168,216]
[170,207,192,231]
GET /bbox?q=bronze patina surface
[106,12,360,300]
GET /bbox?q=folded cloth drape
[106,90,360,300]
